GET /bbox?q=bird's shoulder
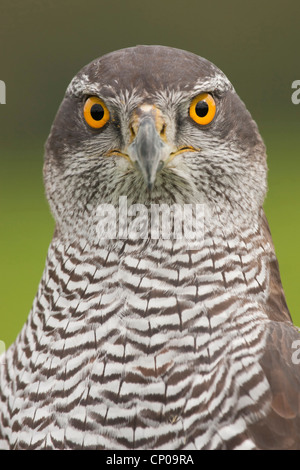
[250,320,300,449]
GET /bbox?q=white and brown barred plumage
[0,45,299,449]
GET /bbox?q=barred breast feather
[1,214,298,450]
[1,45,299,450]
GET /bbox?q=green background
[0,0,299,348]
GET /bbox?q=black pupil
[195,100,209,117]
[90,103,104,121]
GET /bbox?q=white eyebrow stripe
[66,79,143,113]
[66,73,91,96]
[193,74,234,94]
[67,69,233,96]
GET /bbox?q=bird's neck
[42,207,290,325]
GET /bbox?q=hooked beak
[128,115,166,191]
[105,104,200,191]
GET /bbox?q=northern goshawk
[0,45,299,450]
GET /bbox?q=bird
[0,45,299,450]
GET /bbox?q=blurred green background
[0,0,299,348]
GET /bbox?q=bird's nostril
[130,125,136,140]
[160,123,166,137]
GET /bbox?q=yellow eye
[189,93,216,125]
[83,96,110,129]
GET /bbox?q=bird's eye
[189,93,216,125]
[83,96,110,129]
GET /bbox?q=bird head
[44,45,267,241]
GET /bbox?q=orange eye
[83,96,110,129]
[189,93,216,125]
